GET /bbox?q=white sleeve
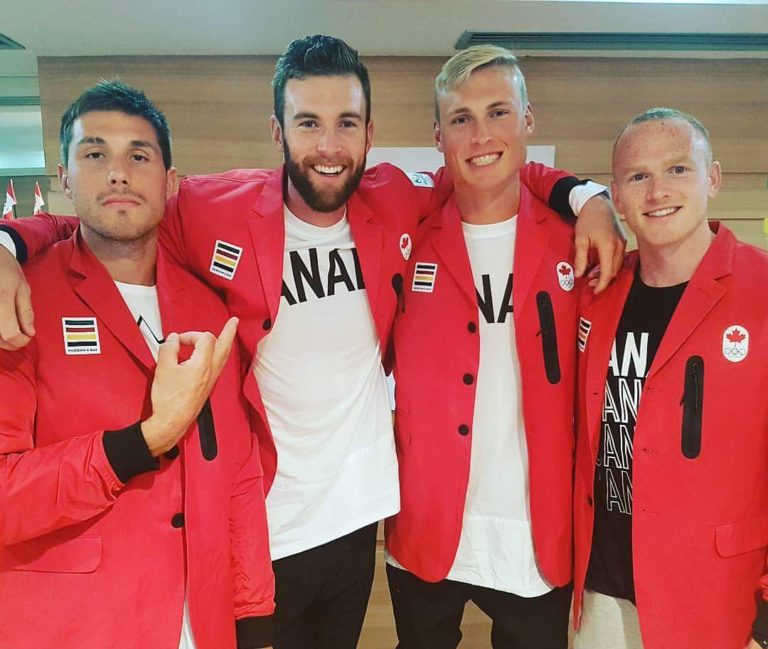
[570,180,609,216]
[0,231,17,258]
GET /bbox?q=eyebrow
[447,100,510,117]
[76,136,159,151]
[291,111,363,121]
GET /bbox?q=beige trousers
[571,591,644,649]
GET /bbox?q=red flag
[2,179,16,220]
[33,181,45,215]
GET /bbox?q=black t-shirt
[585,270,687,602]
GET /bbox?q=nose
[107,162,130,186]
[646,176,671,202]
[470,119,492,146]
[317,128,342,156]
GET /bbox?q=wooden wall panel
[37,55,766,226]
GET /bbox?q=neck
[637,222,714,287]
[454,175,521,225]
[285,177,345,228]
[81,228,158,286]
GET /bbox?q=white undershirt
[254,207,399,560]
[114,281,196,649]
[446,217,552,596]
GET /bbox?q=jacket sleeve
[228,361,275,647]
[0,213,79,264]
[416,163,583,220]
[0,345,157,545]
[159,183,196,273]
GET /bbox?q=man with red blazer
[0,36,621,648]
[0,81,274,649]
[572,108,768,649]
[384,45,621,649]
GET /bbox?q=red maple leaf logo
[726,328,746,343]
[400,235,409,249]
[558,264,572,276]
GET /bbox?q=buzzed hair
[434,45,528,122]
[614,107,713,161]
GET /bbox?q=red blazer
[1,163,570,492]
[386,187,579,586]
[573,223,768,649]
[0,233,273,649]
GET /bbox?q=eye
[672,165,687,174]
[630,173,646,182]
[450,115,469,126]
[490,108,510,118]
[131,153,150,162]
[83,151,105,160]
[339,119,359,129]
[297,119,318,129]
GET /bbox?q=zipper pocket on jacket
[536,291,561,385]
[680,355,704,459]
[197,399,218,461]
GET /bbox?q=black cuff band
[236,615,274,649]
[0,224,28,264]
[549,176,581,220]
[102,422,159,483]
[753,599,768,646]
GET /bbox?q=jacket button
[171,513,185,528]
[458,424,470,436]
[587,496,593,507]
[262,318,272,331]
[163,446,180,460]
[467,321,477,333]
[463,373,474,385]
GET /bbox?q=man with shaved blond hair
[572,107,768,649]
[384,45,619,649]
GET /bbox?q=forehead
[71,110,159,146]
[282,74,365,115]
[439,66,522,107]
[614,119,707,167]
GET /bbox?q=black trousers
[386,564,572,649]
[272,523,378,649]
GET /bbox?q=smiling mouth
[645,207,680,218]
[467,153,500,167]
[312,164,345,176]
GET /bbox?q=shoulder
[24,238,73,289]
[177,168,276,200]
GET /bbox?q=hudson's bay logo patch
[62,317,100,355]
[412,262,438,293]
[210,240,243,280]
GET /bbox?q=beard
[283,139,366,213]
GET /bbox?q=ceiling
[2,0,768,74]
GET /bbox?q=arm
[0,345,157,545]
[0,319,239,545]
[0,213,79,264]
[751,596,768,649]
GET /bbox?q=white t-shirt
[446,217,552,596]
[254,208,399,560]
[114,281,196,649]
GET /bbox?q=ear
[524,103,535,136]
[58,164,72,197]
[610,180,624,216]
[707,160,722,199]
[165,167,178,196]
[365,119,375,154]
[434,120,444,153]
[270,114,284,152]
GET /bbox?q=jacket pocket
[715,513,768,557]
[198,398,218,461]
[680,356,704,459]
[536,291,561,385]
[5,536,102,573]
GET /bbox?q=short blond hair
[434,45,528,121]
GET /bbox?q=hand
[0,246,35,350]
[141,317,239,456]
[573,194,626,294]
[747,640,763,649]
